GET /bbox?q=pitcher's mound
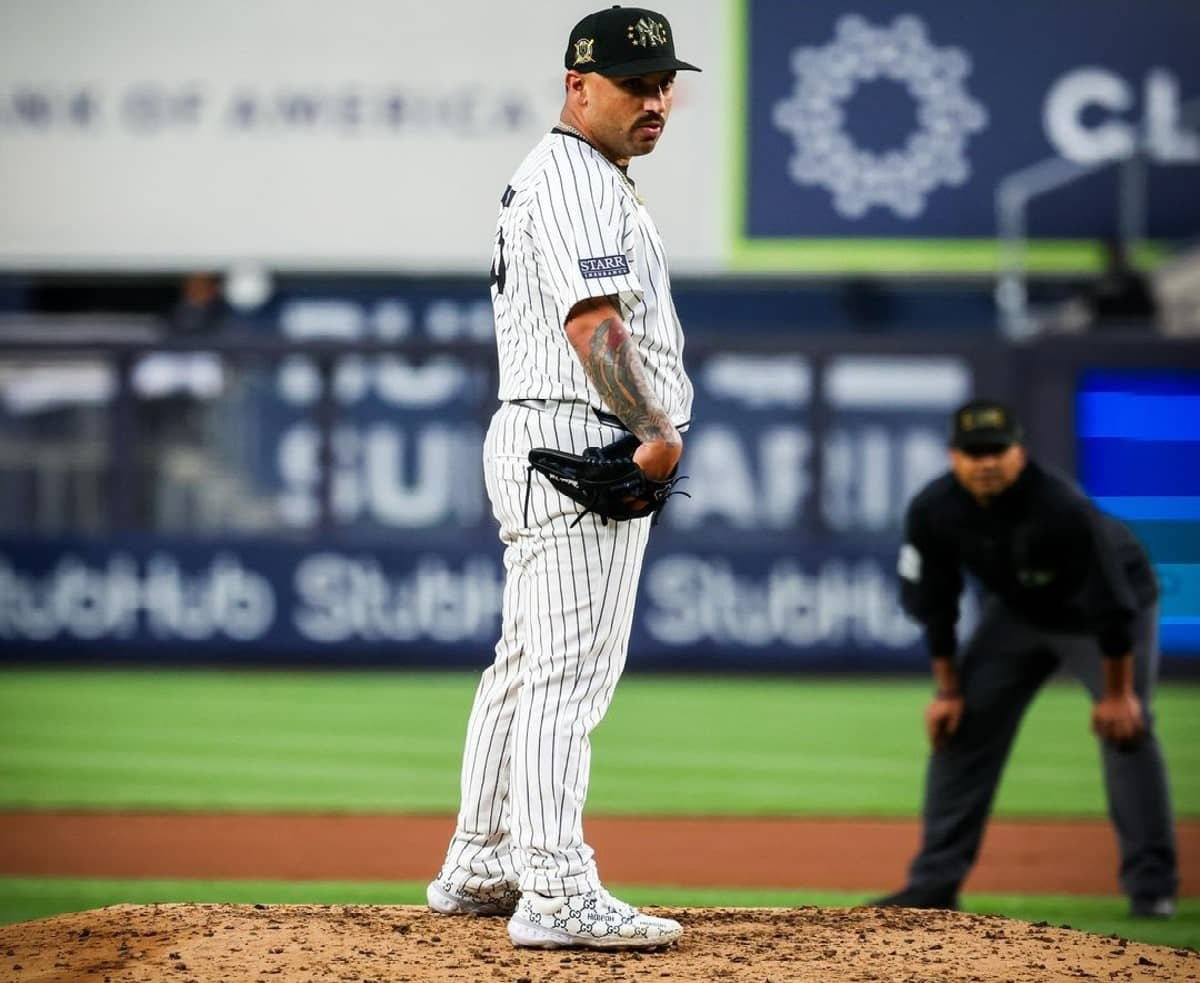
[1,902,1194,982]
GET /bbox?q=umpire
[875,400,1178,918]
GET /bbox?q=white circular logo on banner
[772,14,988,219]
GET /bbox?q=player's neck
[556,115,630,168]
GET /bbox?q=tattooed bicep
[580,317,675,444]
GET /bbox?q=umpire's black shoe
[869,884,960,911]
[1129,896,1176,920]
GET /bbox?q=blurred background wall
[0,0,1197,671]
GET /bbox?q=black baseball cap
[949,400,1024,451]
[565,6,701,77]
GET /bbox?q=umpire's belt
[508,399,689,433]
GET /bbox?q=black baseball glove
[525,433,686,527]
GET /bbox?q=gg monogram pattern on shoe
[426,877,520,917]
[507,889,683,949]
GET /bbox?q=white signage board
[0,0,724,272]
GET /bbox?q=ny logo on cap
[573,37,596,65]
[627,16,668,48]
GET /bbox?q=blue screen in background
[1077,371,1200,655]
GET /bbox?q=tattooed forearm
[583,317,680,446]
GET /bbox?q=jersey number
[489,230,507,294]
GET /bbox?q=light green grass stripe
[0,878,1194,950]
[727,240,1172,274]
[725,0,749,257]
[0,672,1197,817]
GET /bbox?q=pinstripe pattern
[442,403,650,896]
[436,129,689,899]
[492,132,692,428]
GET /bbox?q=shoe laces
[594,888,638,918]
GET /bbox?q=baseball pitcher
[427,6,699,951]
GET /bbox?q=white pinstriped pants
[438,400,651,897]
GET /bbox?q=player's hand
[1091,693,1144,746]
[633,438,682,481]
[925,693,964,751]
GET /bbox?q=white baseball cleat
[426,878,520,917]
[507,888,683,950]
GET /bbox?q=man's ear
[566,71,588,104]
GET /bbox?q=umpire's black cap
[565,6,701,77]
[950,400,1024,451]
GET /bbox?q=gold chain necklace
[555,122,642,203]
[556,121,592,144]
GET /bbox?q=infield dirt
[4,813,1198,894]
[3,813,1196,980]
[3,901,1198,983]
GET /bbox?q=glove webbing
[522,465,688,529]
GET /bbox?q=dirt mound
[1,903,1195,982]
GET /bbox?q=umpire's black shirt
[899,461,1158,659]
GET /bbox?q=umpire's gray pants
[908,598,1178,901]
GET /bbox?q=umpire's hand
[925,694,965,751]
[1091,693,1145,745]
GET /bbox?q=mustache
[634,114,665,127]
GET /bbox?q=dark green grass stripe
[0,672,1197,817]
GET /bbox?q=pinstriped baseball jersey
[491,130,693,428]
[434,126,690,901]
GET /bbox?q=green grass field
[2,670,1197,816]
[0,670,1197,948]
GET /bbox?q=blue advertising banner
[0,537,925,670]
[736,0,1200,272]
[0,344,978,670]
[660,351,969,537]
[221,282,498,534]
[1077,370,1200,654]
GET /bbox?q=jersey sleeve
[1068,505,1141,657]
[527,151,643,322]
[898,498,964,657]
